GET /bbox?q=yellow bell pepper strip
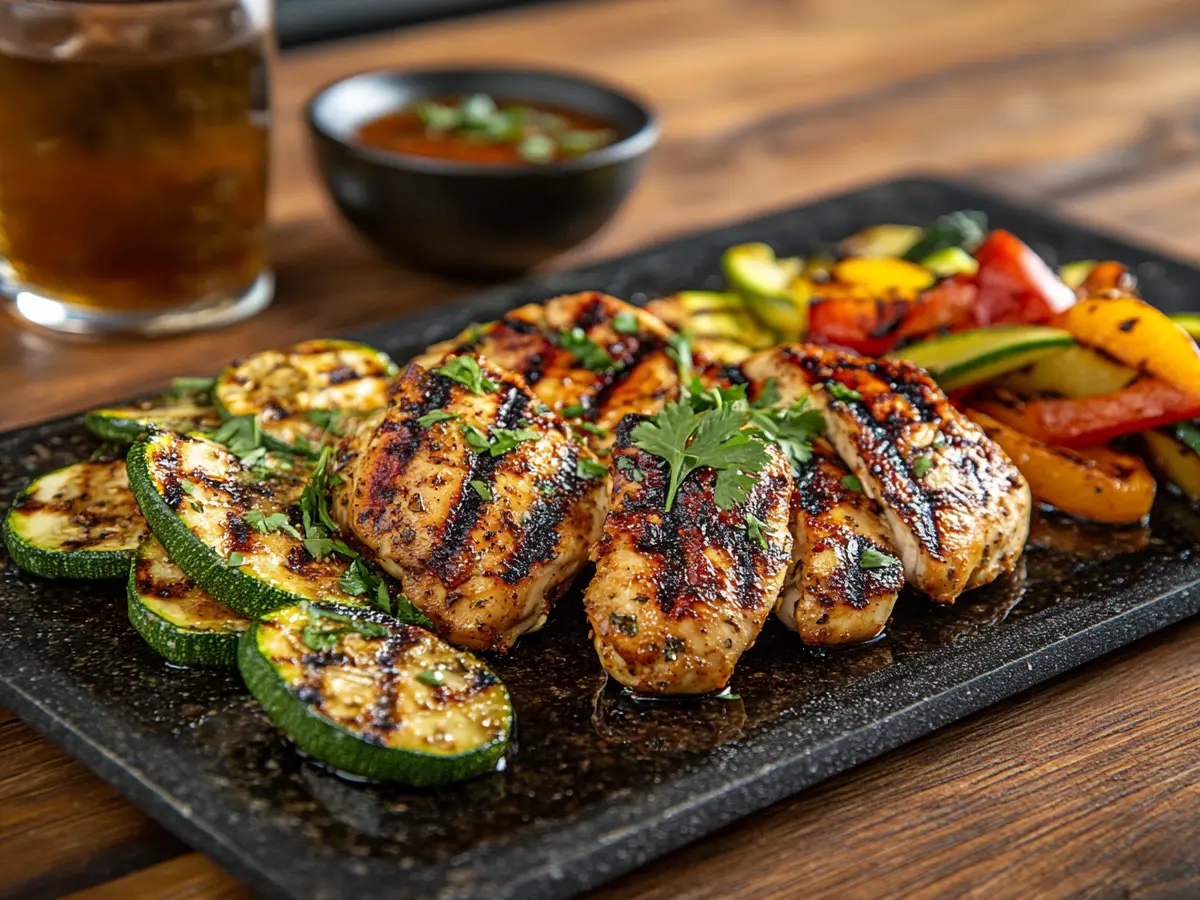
[966,409,1155,524]
[1142,423,1200,503]
[996,344,1135,399]
[1055,296,1200,399]
[971,378,1200,447]
[832,257,934,298]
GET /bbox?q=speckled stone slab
[3,177,1200,900]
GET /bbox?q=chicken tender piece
[333,355,607,651]
[416,292,684,451]
[780,444,905,645]
[742,344,1030,603]
[584,416,794,695]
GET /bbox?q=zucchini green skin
[85,395,222,443]
[3,459,147,580]
[214,339,398,454]
[239,603,512,785]
[127,537,249,667]
[127,432,358,618]
[889,325,1075,392]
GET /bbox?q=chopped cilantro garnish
[179,479,196,495]
[299,603,389,651]
[557,327,616,372]
[912,455,934,478]
[744,513,770,550]
[461,423,491,454]
[827,382,863,403]
[664,635,684,662]
[842,474,862,493]
[609,612,638,636]
[487,427,540,456]
[245,509,301,539]
[338,558,381,598]
[470,479,493,501]
[210,415,265,458]
[860,546,900,569]
[579,422,607,436]
[576,457,608,479]
[394,592,435,630]
[615,455,645,482]
[416,670,445,687]
[612,311,640,334]
[416,410,458,428]
[461,423,539,456]
[226,552,245,568]
[560,403,587,417]
[436,356,498,394]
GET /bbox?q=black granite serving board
[4,177,1200,900]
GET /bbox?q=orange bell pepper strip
[1079,260,1137,297]
[971,379,1200,447]
[966,409,1156,524]
[1055,296,1200,399]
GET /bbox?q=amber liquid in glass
[0,38,268,311]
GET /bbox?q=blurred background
[278,0,567,46]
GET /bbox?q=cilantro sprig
[630,401,771,511]
[631,369,825,511]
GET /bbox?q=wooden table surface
[3,0,1200,897]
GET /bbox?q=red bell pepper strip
[972,230,1077,325]
[973,377,1200,447]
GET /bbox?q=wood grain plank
[62,854,250,900]
[0,711,186,900]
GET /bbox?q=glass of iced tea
[0,0,272,336]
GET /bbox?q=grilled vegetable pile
[655,213,1200,525]
[3,339,511,785]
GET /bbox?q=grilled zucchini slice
[214,339,398,453]
[127,431,360,617]
[239,602,512,785]
[3,458,148,579]
[85,383,222,443]
[127,536,250,667]
[888,325,1075,392]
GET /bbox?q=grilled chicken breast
[779,443,905,645]
[742,345,1030,603]
[584,416,795,695]
[332,355,607,651]
[416,292,684,451]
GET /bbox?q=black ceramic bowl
[306,67,660,276]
